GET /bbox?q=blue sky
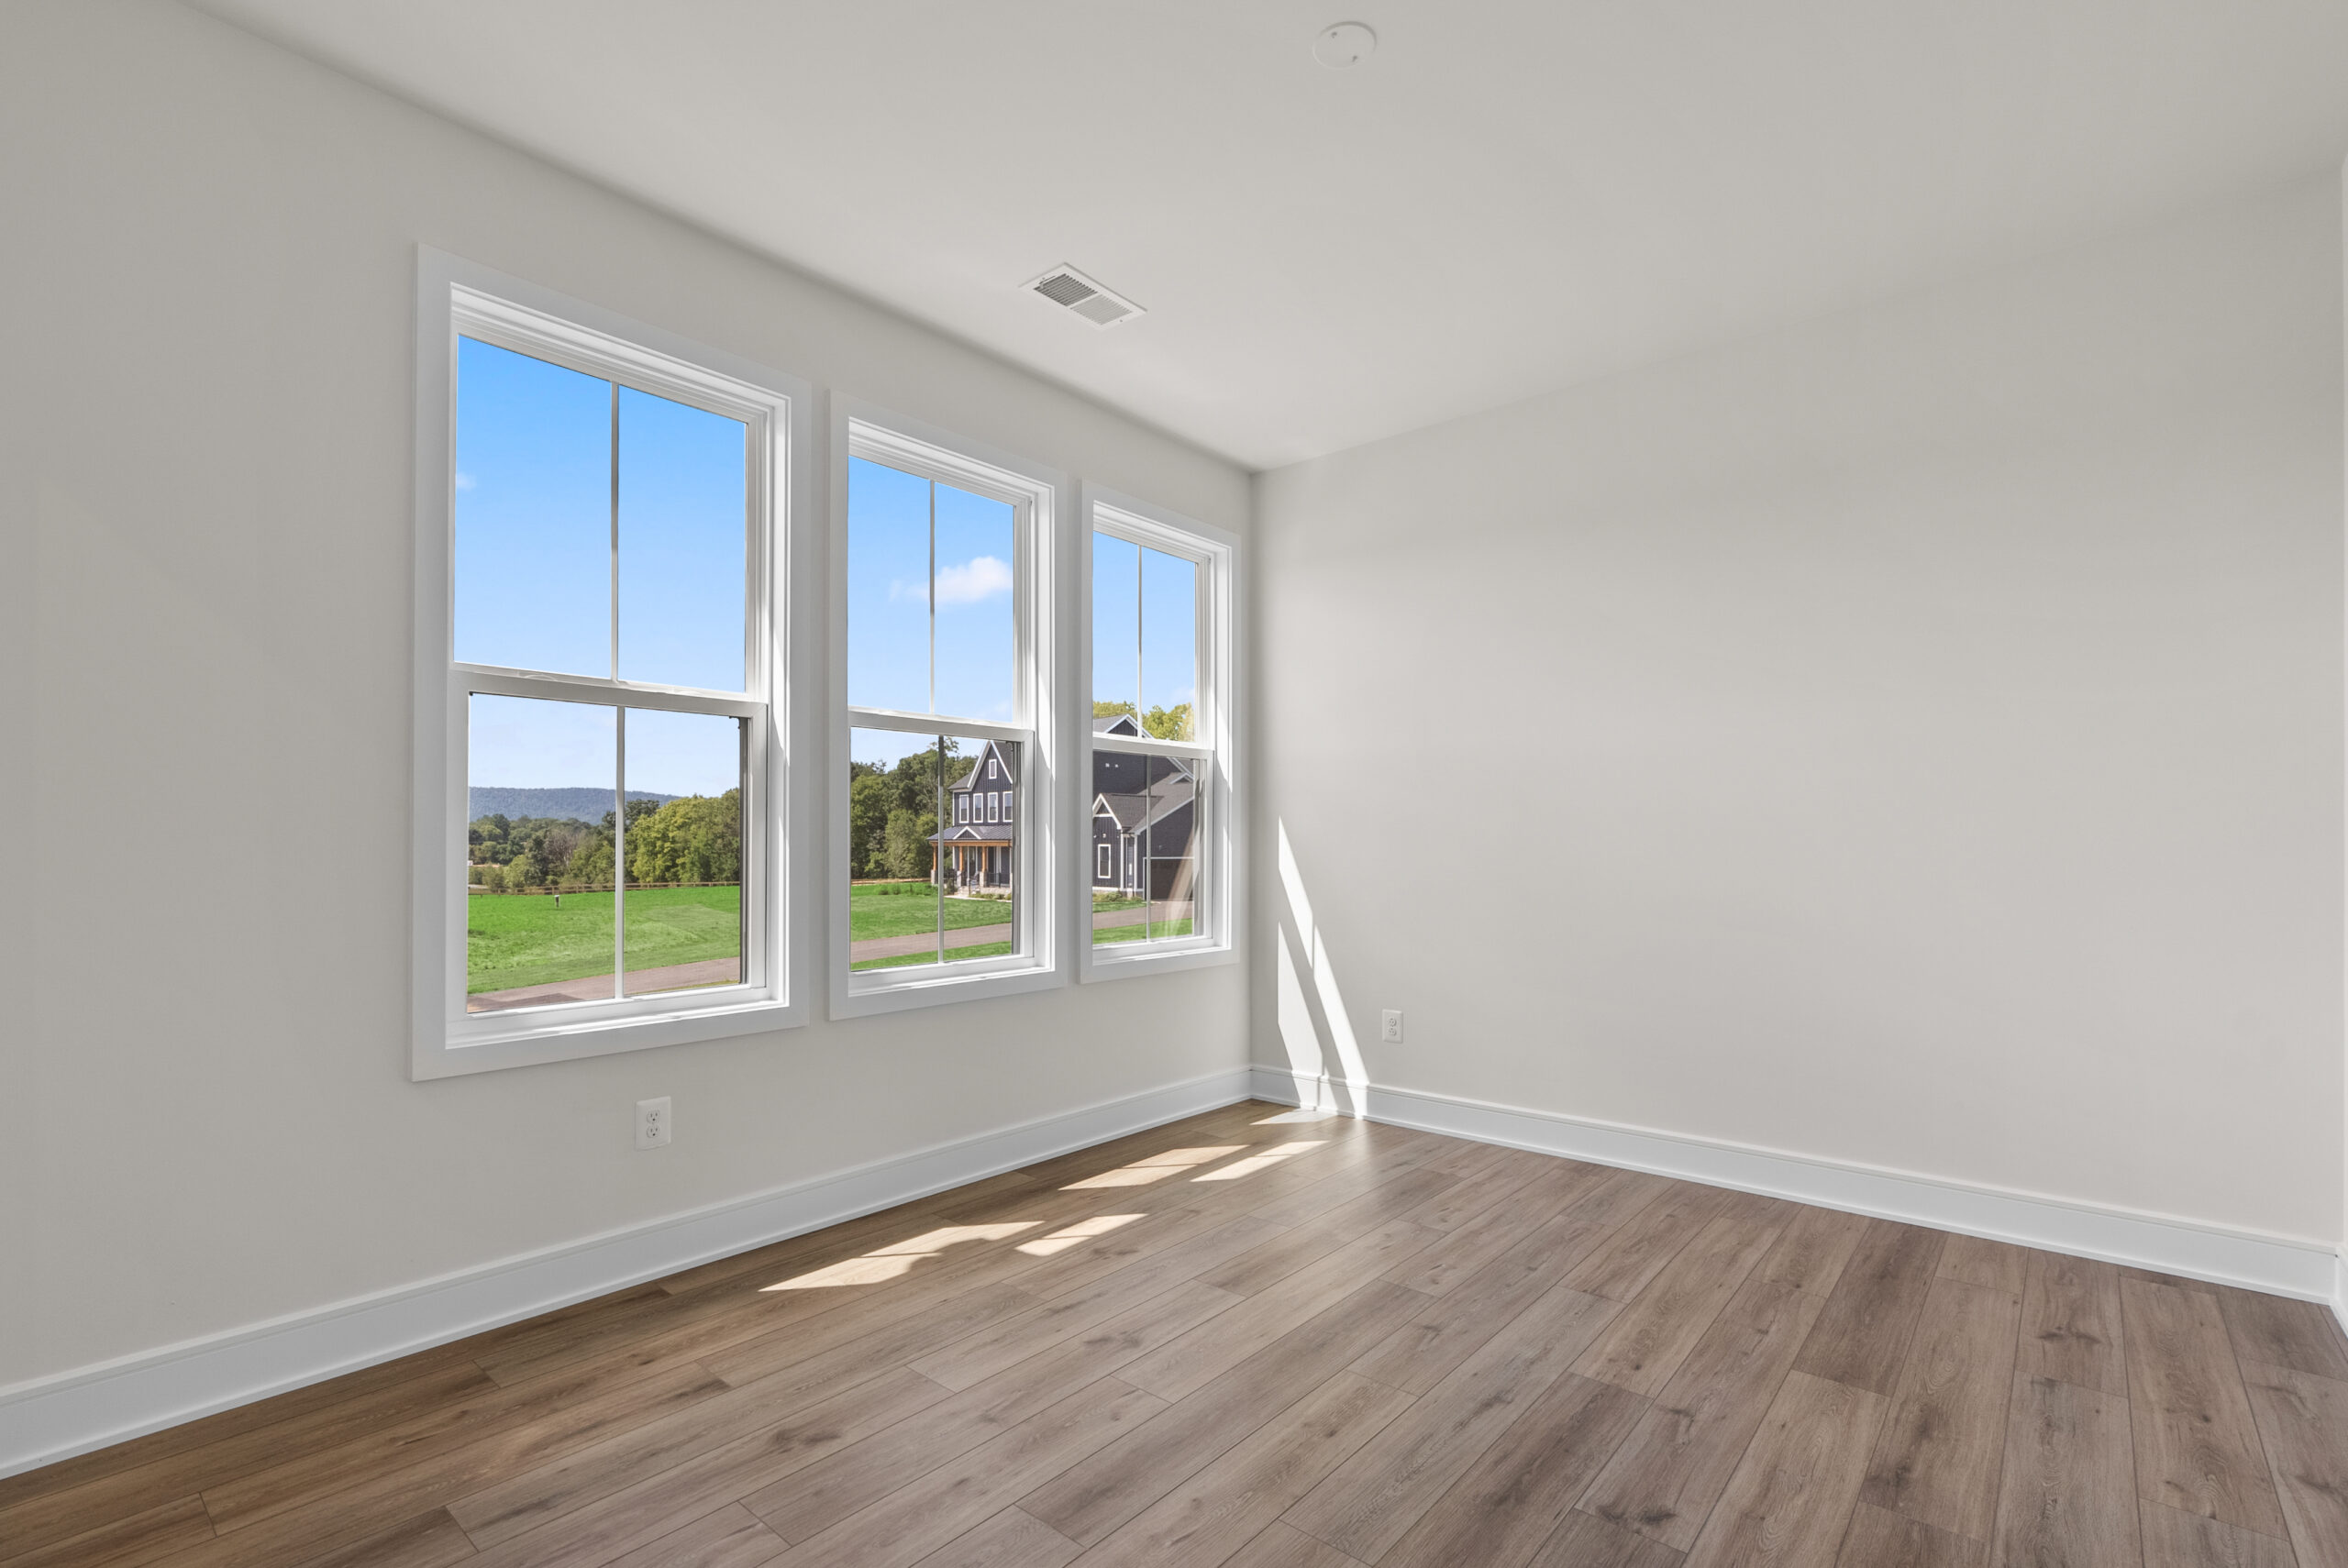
[456,337,746,798]
[1093,534,1198,727]
[454,340,1197,795]
[846,456,1014,763]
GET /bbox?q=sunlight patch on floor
[1191,1140,1325,1182]
[1017,1213,1145,1256]
[761,1221,1042,1290]
[1062,1144,1246,1189]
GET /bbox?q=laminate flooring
[8,1102,2346,1568]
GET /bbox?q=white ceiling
[191,0,2348,469]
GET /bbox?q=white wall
[0,0,1247,1392]
[1254,175,2345,1248]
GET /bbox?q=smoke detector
[1024,265,1145,328]
[1313,22,1377,68]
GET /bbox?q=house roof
[1093,776,1194,834]
[947,737,1016,794]
[932,823,1013,846]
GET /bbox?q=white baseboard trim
[2334,1251,2348,1342]
[1251,1066,2339,1305]
[0,1066,1256,1481]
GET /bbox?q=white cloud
[890,555,1013,607]
[453,472,477,491]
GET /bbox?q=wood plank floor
[9,1102,2346,1568]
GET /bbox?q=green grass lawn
[1094,918,1194,945]
[467,885,739,993]
[855,940,1015,972]
[848,880,1016,971]
[471,881,1178,990]
[849,883,1013,940]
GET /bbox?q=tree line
[847,742,977,881]
[469,791,741,891]
[1095,700,1194,741]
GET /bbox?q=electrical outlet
[635,1097,671,1150]
[1380,1009,1403,1044]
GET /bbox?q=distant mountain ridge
[470,786,677,823]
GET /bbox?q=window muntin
[840,422,1050,1004]
[425,273,789,1073]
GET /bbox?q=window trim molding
[1076,486,1243,982]
[827,400,1066,1019]
[410,247,812,1080]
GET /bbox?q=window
[835,414,1058,1015]
[1097,842,1113,880]
[1082,491,1238,977]
[412,253,804,1077]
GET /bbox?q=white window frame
[410,249,810,1078]
[829,405,1062,1018]
[1078,487,1241,980]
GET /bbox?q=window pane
[848,726,944,970]
[934,483,1015,723]
[622,709,744,996]
[454,338,611,678]
[618,387,746,691]
[1092,531,1139,725]
[848,730,1021,972]
[1141,547,1198,742]
[466,695,615,1010]
[1091,749,1199,946]
[847,458,932,714]
[940,739,1019,964]
[1145,751,1201,939]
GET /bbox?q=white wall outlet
[1381,1009,1404,1044]
[635,1097,672,1150]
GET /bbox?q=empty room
[7,3,2348,1566]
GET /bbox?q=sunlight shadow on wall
[1276,820,1369,1114]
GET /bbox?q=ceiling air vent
[1024,265,1144,328]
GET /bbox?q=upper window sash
[450,287,781,697]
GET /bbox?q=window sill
[1079,939,1237,983]
[831,960,1064,1021]
[413,994,801,1079]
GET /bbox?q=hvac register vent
[1024,265,1144,328]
